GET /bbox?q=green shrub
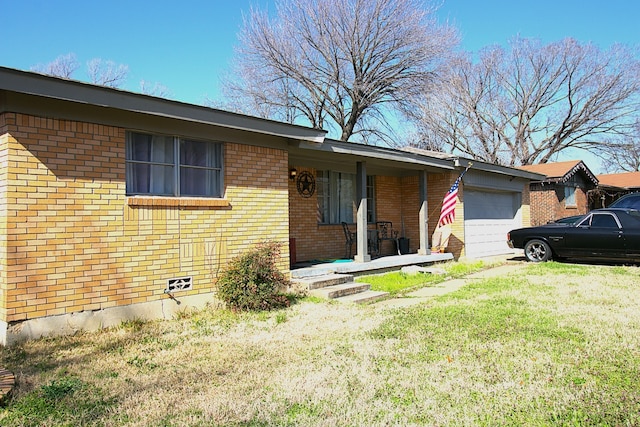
[216,241,291,311]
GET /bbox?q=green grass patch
[367,267,640,425]
[0,376,115,426]
[356,260,486,296]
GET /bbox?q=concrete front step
[309,282,372,299]
[334,290,389,304]
[291,273,354,290]
[293,272,390,304]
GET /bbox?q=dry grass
[1,261,640,426]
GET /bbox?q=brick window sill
[127,196,231,208]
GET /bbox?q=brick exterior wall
[289,167,342,261]
[0,112,289,325]
[0,124,8,324]
[288,170,467,261]
[529,184,588,226]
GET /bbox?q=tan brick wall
[0,112,289,323]
[375,175,404,254]
[288,167,343,262]
[529,184,588,226]
[0,115,9,322]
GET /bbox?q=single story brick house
[0,67,542,344]
[596,171,640,207]
[519,160,599,225]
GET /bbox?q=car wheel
[524,239,552,262]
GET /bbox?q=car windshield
[610,194,640,209]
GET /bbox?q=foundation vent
[165,277,193,293]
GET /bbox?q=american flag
[437,168,470,227]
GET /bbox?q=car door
[562,213,625,258]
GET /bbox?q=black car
[508,208,640,262]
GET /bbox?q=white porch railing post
[354,161,371,262]
[418,170,429,255]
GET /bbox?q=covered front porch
[287,139,460,267]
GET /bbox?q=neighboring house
[0,67,542,345]
[596,171,640,207]
[519,160,599,225]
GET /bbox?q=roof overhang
[0,66,327,144]
[524,161,599,186]
[288,138,455,176]
[451,156,547,181]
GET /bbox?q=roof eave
[452,157,546,180]
[293,138,456,170]
[0,66,327,143]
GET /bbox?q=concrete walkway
[376,261,528,309]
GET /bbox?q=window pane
[565,186,576,206]
[149,164,175,195]
[318,170,355,224]
[180,168,222,197]
[179,139,222,197]
[127,133,174,163]
[367,175,375,223]
[126,164,175,195]
[317,171,329,224]
[591,214,618,228]
[126,132,175,195]
[181,139,222,168]
[336,173,354,223]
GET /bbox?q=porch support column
[354,161,371,262]
[418,170,429,255]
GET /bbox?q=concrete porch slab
[291,253,454,279]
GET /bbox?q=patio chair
[376,221,401,255]
[341,222,356,259]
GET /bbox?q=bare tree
[31,54,130,89]
[222,0,458,143]
[86,58,129,88]
[598,119,640,172]
[411,38,640,166]
[139,80,171,98]
[31,53,80,78]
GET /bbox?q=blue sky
[3,0,638,104]
[2,0,638,171]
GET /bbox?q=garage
[463,189,522,258]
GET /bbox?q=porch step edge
[292,273,354,290]
[290,267,336,279]
[334,290,390,304]
[309,282,371,299]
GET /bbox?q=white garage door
[464,190,520,258]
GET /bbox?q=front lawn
[1,261,639,426]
